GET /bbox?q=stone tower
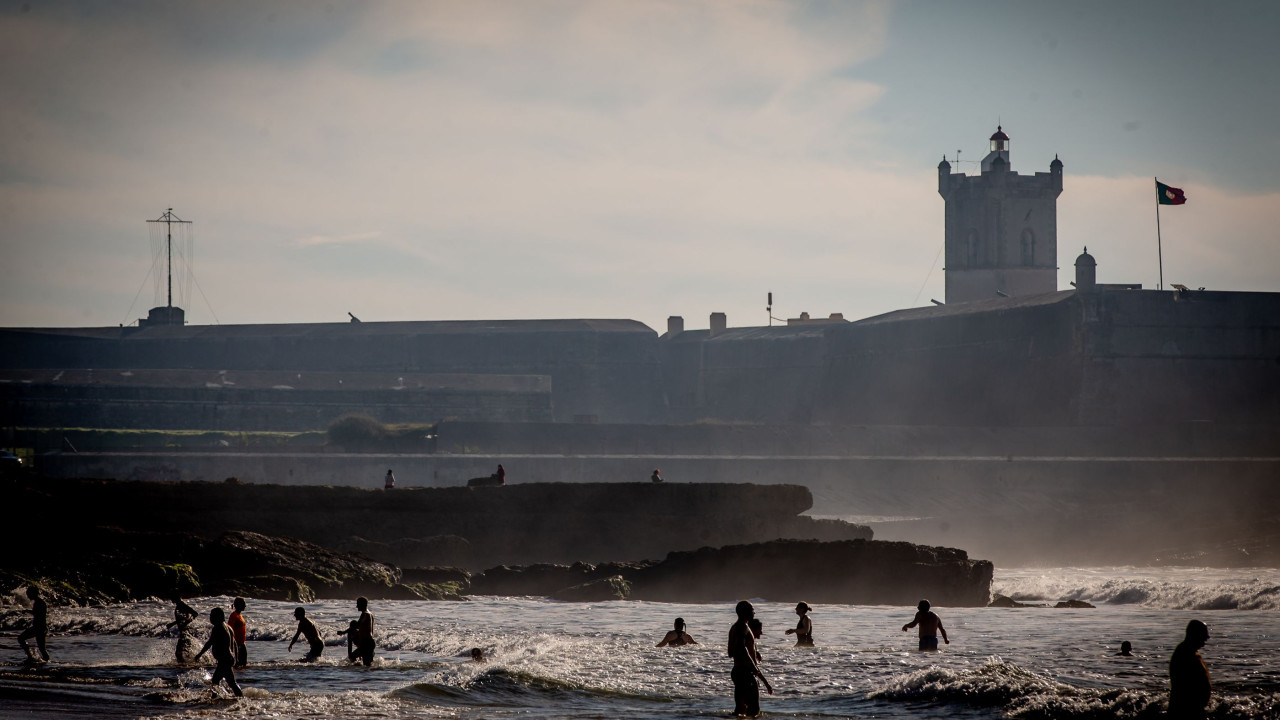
[938,126,1063,303]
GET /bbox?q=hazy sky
[2,0,1277,331]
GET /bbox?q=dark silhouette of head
[294,607,306,619]
[1184,620,1209,649]
[471,647,485,662]
[918,599,931,612]
[1119,640,1132,655]
[26,586,40,600]
[233,597,246,611]
[674,617,685,631]
[796,601,811,614]
[735,600,754,620]
[210,607,225,624]
[748,618,763,638]
[357,596,369,611]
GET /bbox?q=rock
[551,575,631,602]
[1054,599,1095,609]
[214,575,316,603]
[988,594,1046,608]
[471,563,597,596]
[341,536,473,569]
[201,531,400,599]
[399,567,471,591]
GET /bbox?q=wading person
[785,601,813,647]
[352,597,376,666]
[727,600,772,717]
[17,586,49,663]
[901,599,949,651]
[167,594,199,664]
[193,608,243,697]
[1168,620,1211,719]
[288,607,324,662]
[656,617,697,647]
[228,597,248,667]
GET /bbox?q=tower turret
[981,125,1011,173]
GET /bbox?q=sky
[2,0,1278,332]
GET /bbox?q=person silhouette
[167,594,198,664]
[727,600,772,716]
[352,597,376,666]
[17,586,49,662]
[785,602,813,647]
[385,469,395,489]
[1116,640,1133,656]
[193,608,243,697]
[1168,620,1211,719]
[288,607,324,662]
[901,599,949,651]
[228,597,248,667]
[656,617,697,647]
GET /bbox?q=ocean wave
[398,666,664,707]
[993,571,1280,611]
[869,659,1280,719]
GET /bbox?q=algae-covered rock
[552,575,631,602]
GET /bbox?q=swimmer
[785,601,813,647]
[1116,640,1133,657]
[288,607,324,662]
[193,608,243,697]
[901,599,949,651]
[656,617,697,647]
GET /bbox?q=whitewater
[1,567,1277,720]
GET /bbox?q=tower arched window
[966,230,980,266]
[1021,228,1036,266]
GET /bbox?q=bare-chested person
[17,586,49,662]
[352,597,376,666]
[727,600,772,717]
[656,617,697,647]
[193,608,243,697]
[901,599,949,651]
[288,607,324,662]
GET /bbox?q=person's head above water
[357,596,368,611]
[294,607,306,620]
[233,597,246,611]
[1119,640,1132,655]
[748,618,762,638]
[210,607,225,624]
[735,600,754,620]
[1184,619,1209,648]
[674,617,685,631]
[917,599,931,612]
[795,601,811,615]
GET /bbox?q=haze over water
[3,568,1278,719]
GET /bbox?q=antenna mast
[146,208,192,310]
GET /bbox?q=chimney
[709,312,727,337]
[667,315,684,336]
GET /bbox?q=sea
[1,567,1277,720]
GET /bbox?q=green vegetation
[325,414,436,451]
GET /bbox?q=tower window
[966,230,980,266]
[1021,229,1036,266]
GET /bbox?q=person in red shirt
[228,597,248,667]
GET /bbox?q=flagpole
[1154,176,1163,291]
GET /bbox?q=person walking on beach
[1168,620,1211,719]
[901,599,949,651]
[228,597,248,667]
[167,594,199,663]
[785,601,814,647]
[193,608,243,697]
[17,586,49,663]
[656,617,697,647]
[385,469,395,489]
[495,464,506,484]
[727,600,772,717]
[352,597,376,666]
[288,607,324,662]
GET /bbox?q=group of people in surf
[166,594,378,697]
[657,600,1212,720]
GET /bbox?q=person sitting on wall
[651,468,664,483]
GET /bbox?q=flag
[1156,180,1187,205]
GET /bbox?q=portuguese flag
[1156,180,1187,205]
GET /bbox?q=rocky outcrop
[11,478,871,570]
[0,527,467,606]
[471,539,993,607]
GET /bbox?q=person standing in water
[901,599,949,651]
[193,608,243,697]
[656,617,697,647]
[167,594,199,664]
[352,597,376,666]
[1168,620,1211,719]
[17,586,49,662]
[227,597,248,667]
[727,600,772,717]
[785,601,813,647]
[288,607,325,662]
